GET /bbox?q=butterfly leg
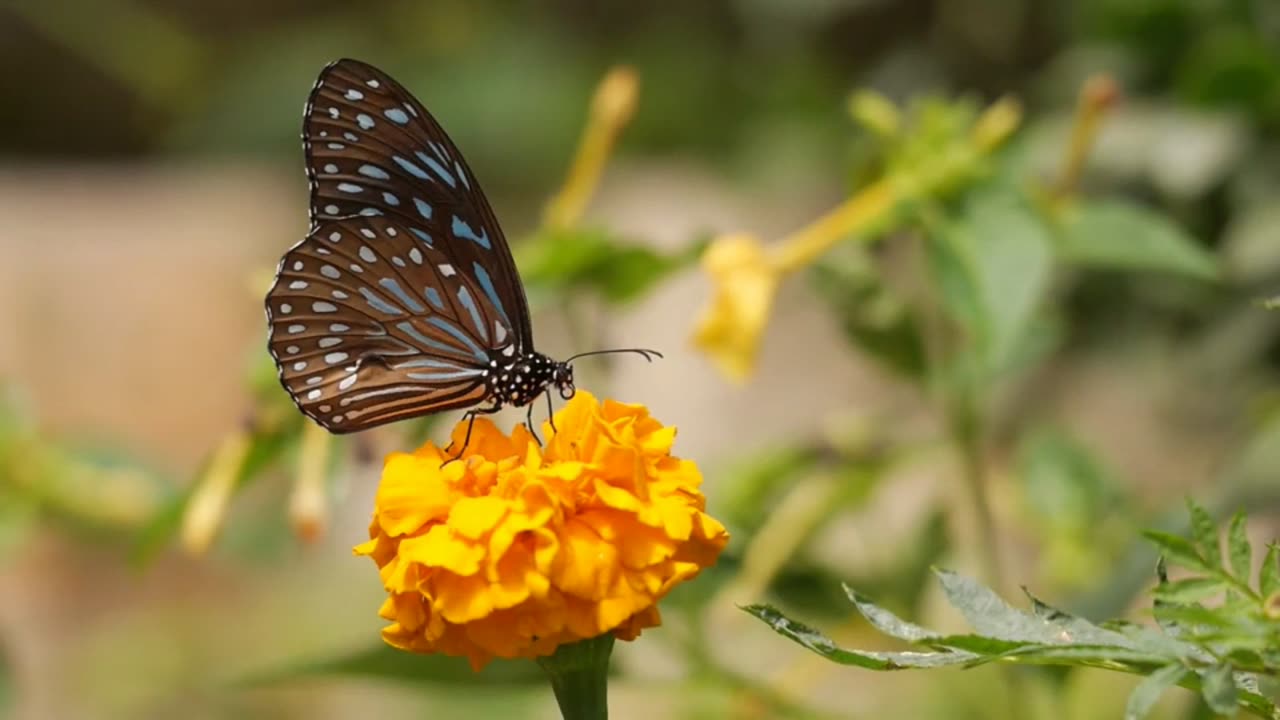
[443,403,501,466]
[525,402,542,446]
[545,390,557,434]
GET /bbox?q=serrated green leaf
[237,643,544,687]
[1058,200,1218,281]
[1227,512,1252,585]
[1020,589,1136,647]
[1150,577,1227,604]
[743,604,978,669]
[1261,544,1279,597]
[985,644,1168,668]
[1143,531,1212,573]
[935,569,1079,644]
[1199,664,1238,714]
[1186,500,1222,570]
[844,586,940,642]
[1125,663,1188,720]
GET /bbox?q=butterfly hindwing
[266,214,517,432]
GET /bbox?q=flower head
[355,391,728,670]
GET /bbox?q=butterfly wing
[267,214,521,432]
[266,58,537,432]
[302,58,532,351]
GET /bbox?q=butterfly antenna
[565,348,664,364]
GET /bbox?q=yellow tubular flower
[354,391,729,671]
[690,233,780,382]
[543,66,640,229]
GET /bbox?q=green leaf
[1186,500,1222,570]
[1019,589,1138,647]
[1125,663,1188,720]
[239,643,545,687]
[933,569,1123,645]
[844,587,940,642]
[742,604,977,670]
[926,190,1054,378]
[808,249,927,379]
[1260,544,1279,598]
[519,227,703,304]
[1150,578,1227,604]
[1058,200,1218,281]
[1017,426,1119,531]
[1226,513,1252,584]
[1143,531,1212,573]
[951,191,1054,373]
[1198,664,1238,715]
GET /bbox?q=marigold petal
[399,525,484,576]
[448,496,507,540]
[375,453,453,535]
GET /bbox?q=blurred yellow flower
[691,92,1022,383]
[691,234,779,382]
[355,391,729,670]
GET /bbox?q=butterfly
[265,59,658,447]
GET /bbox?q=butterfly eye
[559,386,576,401]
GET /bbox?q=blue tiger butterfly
[265,59,658,444]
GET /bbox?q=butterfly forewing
[266,58,545,433]
[267,214,517,432]
[302,58,533,351]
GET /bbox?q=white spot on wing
[439,263,456,277]
[313,301,337,313]
[325,352,349,364]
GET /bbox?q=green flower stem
[537,634,615,720]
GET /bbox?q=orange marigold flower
[354,391,729,670]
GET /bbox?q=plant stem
[537,634,615,720]
[952,393,1004,591]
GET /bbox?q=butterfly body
[266,59,640,438]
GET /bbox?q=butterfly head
[552,361,576,400]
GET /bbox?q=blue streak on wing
[415,151,457,188]
[472,262,511,327]
[413,197,433,220]
[384,108,410,124]
[424,286,445,310]
[396,321,474,358]
[358,287,405,316]
[358,164,390,180]
[456,286,489,342]
[454,161,471,190]
[396,358,473,370]
[451,216,492,249]
[392,155,431,182]
[406,370,485,381]
[410,228,434,247]
[377,278,425,313]
[426,317,488,362]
